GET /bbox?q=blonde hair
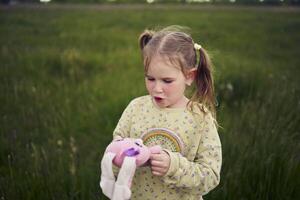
[139,25,216,117]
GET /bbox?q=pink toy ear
[149,145,162,154]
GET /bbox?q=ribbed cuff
[163,149,178,177]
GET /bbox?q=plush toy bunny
[100,137,161,200]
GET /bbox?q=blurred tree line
[1,0,300,5]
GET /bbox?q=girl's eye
[163,79,173,84]
[147,77,155,81]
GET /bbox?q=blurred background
[1,0,300,6]
[0,1,299,200]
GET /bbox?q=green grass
[0,5,299,200]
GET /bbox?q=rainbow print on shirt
[141,128,184,154]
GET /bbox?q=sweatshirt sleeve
[161,112,222,196]
[112,99,137,139]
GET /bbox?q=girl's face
[145,56,194,109]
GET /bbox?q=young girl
[112,26,222,200]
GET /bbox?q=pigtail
[193,47,216,117]
[138,30,154,50]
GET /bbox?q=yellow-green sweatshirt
[112,95,222,200]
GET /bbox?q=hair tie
[194,43,202,51]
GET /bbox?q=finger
[151,170,164,177]
[150,153,163,161]
[150,160,163,167]
[151,166,166,172]
[151,150,161,155]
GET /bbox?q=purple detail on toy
[124,148,140,157]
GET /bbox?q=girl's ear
[185,68,197,86]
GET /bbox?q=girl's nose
[153,82,163,93]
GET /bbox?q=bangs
[144,53,189,76]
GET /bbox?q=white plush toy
[100,137,161,200]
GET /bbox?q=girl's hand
[150,150,170,176]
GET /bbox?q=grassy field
[0,5,300,200]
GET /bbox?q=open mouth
[154,96,163,102]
